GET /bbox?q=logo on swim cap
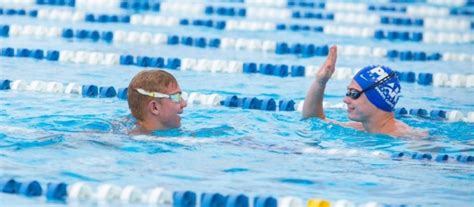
[353,65,401,112]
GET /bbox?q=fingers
[327,45,337,66]
[316,45,338,82]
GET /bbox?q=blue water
[1,2,474,207]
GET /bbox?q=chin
[347,113,361,122]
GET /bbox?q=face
[152,83,187,129]
[343,80,379,122]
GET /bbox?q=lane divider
[30,0,474,19]
[1,7,473,44]
[84,0,474,18]
[1,178,393,207]
[3,23,472,62]
[426,0,474,7]
[282,1,473,17]
[117,1,474,31]
[1,46,473,88]
[36,0,76,7]
[302,147,474,165]
[1,79,474,123]
[390,151,474,163]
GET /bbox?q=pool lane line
[32,0,474,18]
[1,22,473,63]
[2,178,385,207]
[116,1,474,31]
[1,6,473,44]
[1,79,474,123]
[1,46,473,88]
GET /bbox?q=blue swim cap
[353,65,401,112]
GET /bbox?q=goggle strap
[360,72,396,94]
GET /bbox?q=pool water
[1,1,474,206]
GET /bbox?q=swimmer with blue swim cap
[303,46,424,137]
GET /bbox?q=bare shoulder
[128,127,149,136]
[331,120,364,131]
[395,120,428,138]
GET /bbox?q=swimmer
[302,46,425,138]
[127,70,187,135]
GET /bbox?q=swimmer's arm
[302,46,337,120]
[302,79,327,119]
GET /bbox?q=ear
[148,100,161,115]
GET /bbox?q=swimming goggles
[346,72,396,100]
[136,88,183,103]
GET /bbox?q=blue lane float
[226,194,249,207]
[254,196,277,207]
[412,153,433,160]
[117,87,128,100]
[19,180,42,197]
[46,182,68,201]
[223,95,239,108]
[201,193,225,207]
[82,85,98,97]
[397,71,416,83]
[430,110,447,119]
[0,79,11,90]
[1,179,21,194]
[417,73,433,85]
[278,100,296,111]
[435,154,449,162]
[456,155,474,162]
[173,191,197,207]
[1,47,14,56]
[396,107,448,120]
[0,25,9,37]
[99,86,117,98]
[409,108,429,118]
[46,50,60,61]
[394,107,408,116]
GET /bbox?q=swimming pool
[0,0,473,206]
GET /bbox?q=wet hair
[127,70,178,121]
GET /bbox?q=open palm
[316,46,337,84]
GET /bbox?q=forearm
[302,79,326,119]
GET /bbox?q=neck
[135,118,166,134]
[361,112,396,134]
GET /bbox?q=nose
[180,98,187,108]
[343,96,351,105]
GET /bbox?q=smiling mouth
[347,106,355,112]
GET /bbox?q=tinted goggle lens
[169,93,183,103]
[346,89,362,100]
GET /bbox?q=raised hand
[316,45,337,85]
